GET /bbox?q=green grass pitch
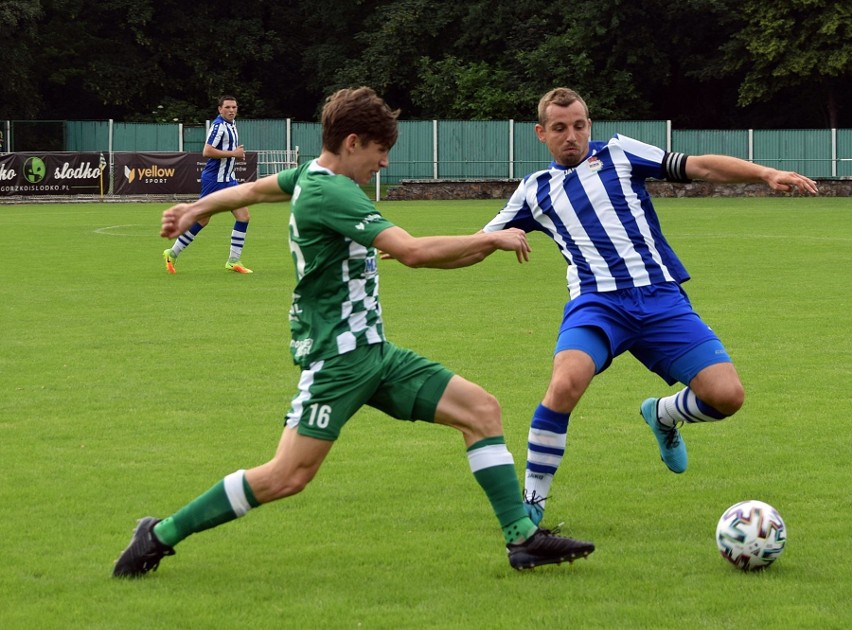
[1,197,850,628]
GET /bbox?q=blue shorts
[554,283,731,386]
[200,176,238,199]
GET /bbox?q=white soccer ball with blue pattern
[715,500,787,571]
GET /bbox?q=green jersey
[277,160,394,367]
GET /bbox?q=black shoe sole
[509,545,595,570]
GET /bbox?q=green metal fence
[4,118,851,183]
[673,129,750,160]
[238,119,291,150]
[840,129,852,178]
[386,120,435,182]
[66,121,110,152]
[754,129,833,178]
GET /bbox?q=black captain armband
[662,152,691,182]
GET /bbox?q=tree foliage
[722,0,852,127]
[3,0,849,127]
[1,0,44,119]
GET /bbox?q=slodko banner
[0,152,109,196]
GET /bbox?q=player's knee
[724,383,745,415]
[713,381,745,417]
[467,390,503,435]
[544,378,585,411]
[265,475,311,501]
[691,364,745,417]
[484,401,504,434]
[251,465,316,503]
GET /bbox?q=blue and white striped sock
[524,403,570,510]
[171,222,204,256]
[658,387,727,426]
[229,220,249,262]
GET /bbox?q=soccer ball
[715,500,787,571]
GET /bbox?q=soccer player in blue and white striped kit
[163,95,253,274]
[483,88,819,525]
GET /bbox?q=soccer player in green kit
[113,87,594,577]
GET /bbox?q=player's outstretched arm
[160,174,291,238]
[685,154,819,194]
[374,226,530,269]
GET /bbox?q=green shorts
[284,341,454,441]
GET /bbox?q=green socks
[151,443,536,550]
[153,469,260,547]
[467,436,538,544]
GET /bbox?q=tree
[25,0,296,121]
[328,0,466,116]
[407,0,733,122]
[4,0,849,127]
[0,0,44,119]
[723,0,852,128]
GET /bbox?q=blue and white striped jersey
[484,134,691,299]
[202,115,239,182]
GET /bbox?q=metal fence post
[433,120,438,180]
[509,119,514,179]
[108,119,114,194]
[832,128,837,178]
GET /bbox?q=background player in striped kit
[163,95,253,274]
[114,87,595,578]
[483,88,818,525]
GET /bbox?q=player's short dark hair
[218,95,238,107]
[321,87,399,153]
[538,88,589,126]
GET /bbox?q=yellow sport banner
[113,152,258,195]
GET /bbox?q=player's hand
[767,170,819,195]
[161,203,195,238]
[492,228,531,263]
[236,145,246,160]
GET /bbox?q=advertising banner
[0,152,109,196]
[113,152,258,195]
